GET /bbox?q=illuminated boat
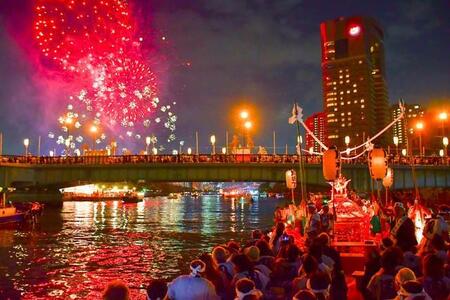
[122,193,142,203]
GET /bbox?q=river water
[0,196,285,299]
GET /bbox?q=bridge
[1,155,448,192]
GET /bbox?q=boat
[122,193,142,203]
[0,193,43,229]
[167,193,181,200]
[0,206,25,229]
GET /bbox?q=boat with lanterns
[0,190,43,229]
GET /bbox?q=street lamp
[443,136,448,157]
[240,110,249,120]
[393,136,399,156]
[90,125,98,150]
[222,147,227,154]
[23,138,30,156]
[415,121,424,156]
[210,134,216,155]
[152,147,158,155]
[145,136,151,154]
[187,147,192,155]
[111,141,117,156]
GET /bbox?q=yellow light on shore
[23,138,30,147]
[210,135,216,145]
[443,137,449,147]
[244,121,252,129]
[222,147,227,154]
[187,147,192,155]
[439,112,448,121]
[90,125,98,133]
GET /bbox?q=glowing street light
[210,135,216,155]
[90,125,98,150]
[439,112,448,121]
[111,141,117,156]
[187,147,192,155]
[415,121,424,156]
[443,137,449,158]
[145,136,151,154]
[244,121,252,129]
[222,147,227,155]
[23,138,30,156]
[152,147,158,155]
[240,110,249,120]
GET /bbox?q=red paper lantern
[285,169,297,189]
[369,147,388,180]
[323,147,340,181]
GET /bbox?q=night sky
[0,0,448,155]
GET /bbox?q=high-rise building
[305,112,327,152]
[320,16,390,149]
[391,103,425,146]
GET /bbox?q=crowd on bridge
[99,199,449,300]
[1,153,448,166]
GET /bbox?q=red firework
[34,0,136,72]
[34,0,161,128]
[87,56,158,126]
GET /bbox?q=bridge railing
[0,154,448,166]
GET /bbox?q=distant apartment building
[305,112,327,152]
[320,16,390,149]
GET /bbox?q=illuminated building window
[353,89,357,93]
[353,83,357,87]
[358,60,362,64]
[370,46,374,52]
[347,101,351,104]
[341,124,346,127]
[340,81,343,84]
[339,69,343,73]
[360,99,364,103]
[345,74,349,78]
[339,75,343,79]
[348,112,352,115]
[346,80,350,83]
[347,90,350,94]
[361,105,365,108]
[340,102,344,105]
[340,91,344,95]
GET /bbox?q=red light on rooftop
[348,25,361,37]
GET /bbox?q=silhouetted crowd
[100,201,449,300]
[2,153,448,166]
